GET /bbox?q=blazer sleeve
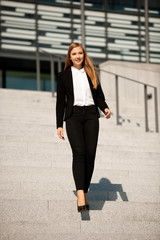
[56,72,66,129]
[96,82,109,113]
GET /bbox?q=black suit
[56,66,109,128]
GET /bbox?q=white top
[71,66,94,106]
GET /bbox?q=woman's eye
[72,52,83,55]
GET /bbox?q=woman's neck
[72,65,83,70]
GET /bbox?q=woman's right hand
[57,127,65,140]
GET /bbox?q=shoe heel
[85,204,90,210]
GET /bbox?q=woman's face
[70,46,84,69]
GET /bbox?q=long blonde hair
[64,42,99,89]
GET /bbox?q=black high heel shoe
[77,200,87,213]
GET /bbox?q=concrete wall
[99,61,160,132]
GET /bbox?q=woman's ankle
[85,193,89,204]
[77,190,85,206]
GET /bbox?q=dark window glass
[8,0,35,2]
[38,0,80,7]
[6,71,51,91]
[6,71,37,90]
[108,0,138,12]
[85,0,105,9]
[149,0,160,15]
[0,70,2,88]
[38,0,56,3]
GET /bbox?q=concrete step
[0,166,159,190]
[0,189,159,203]
[1,137,159,151]
[0,117,159,135]
[0,164,159,178]
[0,123,157,136]
[0,102,153,118]
[1,149,160,162]
[0,199,159,221]
[0,221,159,236]
[0,139,160,151]
[0,126,152,139]
[0,88,148,105]
[1,112,156,132]
[0,88,52,98]
[0,200,159,235]
[27,141,160,154]
[0,92,153,105]
[0,98,156,114]
[0,88,153,106]
[0,199,160,238]
[0,233,159,240]
[1,132,160,145]
[0,180,159,194]
[0,106,156,125]
[1,138,159,153]
[1,142,160,155]
[1,153,160,171]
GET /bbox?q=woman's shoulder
[58,67,71,76]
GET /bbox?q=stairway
[0,88,160,240]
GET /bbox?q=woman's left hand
[104,108,111,119]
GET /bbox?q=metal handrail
[36,49,159,133]
[94,67,159,133]
[95,67,157,89]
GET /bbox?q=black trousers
[66,105,99,193]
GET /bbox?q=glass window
[38,0,56,3]
[108,0,138,12]
[40,73,52,91]
[6,71,37,90]
[38,0,81,7]
[0,70,2,88]
[6,71,51,91]
[85,0,105,9]
[149,0,160,15]
[149,15,160,63]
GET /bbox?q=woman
[56,42,111,213]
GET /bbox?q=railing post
[36,48,40,91]
[145,0,149,63]
[81,0,85,48]
[58,57,62,72]
[144,84,149,132]
[50,54,55,97]
[154,87,159,133]
[35,1,40,91]
[115,75,120,125]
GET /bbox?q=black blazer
[56,66,109,128]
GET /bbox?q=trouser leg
[66,117,86,191]
[66,107,99,193]
[83,118,99,193]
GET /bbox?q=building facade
[0,0,160,91]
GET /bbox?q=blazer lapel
[86,73,95,97]
[66,67,74,95]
